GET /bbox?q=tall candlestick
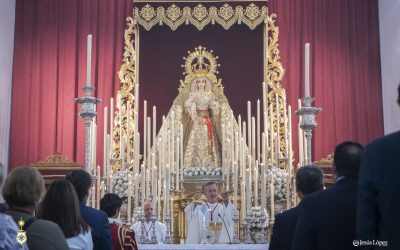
[247,155,252,208]
[261,163,266,211]
[247,101,251,160]
[147,117,151,168]
[298,99,304,166]
[262,82,267,134]
[180,124,183,182]
[141,164,145,210]
[86,34,92,86]
[270,173,275,218]
[254,160,259,207]
[262,132,266,165]
[288,105,293,176]
[103,107,108,177]
[153,106,156,154]
[257,99,261,163]
[252,117,256,162]
[143,100,147,169]
[305,43,310,97]
[127,102,131,164]
[275,93,280,162]
[109,97,114,163]
[96,166,100,209]
[118,94,124,167]
[128,174,132,222]
[176,138,180,190]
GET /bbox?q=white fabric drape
[0,0,16,182]
[379,0,400,135]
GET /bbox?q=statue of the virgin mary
[155,46,238,172]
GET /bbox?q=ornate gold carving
[112,17,138,171]
[133,3,267,31]
[31,152,81,169]
[264,13,289,168]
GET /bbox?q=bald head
[144,200,154,221]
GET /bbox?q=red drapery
[9,0,383,170]
[269,0,383,161]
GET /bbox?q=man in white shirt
[130,200,167,244]
[185,182,234,244]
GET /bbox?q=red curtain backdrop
[269,0,383,161]
[9,0,383,170]
[10,0,133,170]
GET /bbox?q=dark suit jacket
[292,176,358,250]
[357,131,400,250]
[80,203,112,250]
[269,205,302,250]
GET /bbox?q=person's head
[204,182,219,204]
[143,200,154,221]
[0,162,3,187]
[333,141,364,178]
[37,179,88,237]
[100,193,123,218]
[2,167,44,211]
[66,170,92,203]
[196,77,208,90]
[295,165,324,199]
[397,83,400,106]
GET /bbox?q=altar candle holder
[150,215,158,244]
[244,213,253,244]
[75,86,101,171]
[256,210,268,244]
[295,97,321,165]
[231,210,241,244]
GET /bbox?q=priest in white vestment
[131,200,167,243]
[185,182,234,244]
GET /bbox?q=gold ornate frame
[112,0,289,243]
[113,1,287,166]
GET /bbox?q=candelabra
[139,215,146,244]
[231,210,241,244]
[256,210,268,244]
[296,97,321,165]
[164,215,172,244]
[244,213,253,244]
[150,215,158,244]
[75,86,101,171]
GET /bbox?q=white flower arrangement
[183,167,222,177]
[268,167,289,201]
[111,169,134,203]
[249,207,269,229]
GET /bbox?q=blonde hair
[2,167,45,207]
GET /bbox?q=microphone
[218,213,232,244]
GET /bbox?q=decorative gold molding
[31,152,81,169]
[133,3,267,31]
[112,17,138,171]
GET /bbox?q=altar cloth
[138,244,268,250]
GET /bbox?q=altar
[79,0,296,245]
[138,244,269,250]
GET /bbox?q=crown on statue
[182,46,220,78]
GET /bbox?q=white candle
[252,117,256,163]
[152,166,157,203]
[143,100,147,169]
[127,102,131,164]
[176,138,179,190]
[298,99,304,166]
[262,132,266,165]
[180,124,183,182]
[247,155,252,207]
[269,105,274,166]
[257,99,261,163]
[305,43,310,98]
[171,111,175,173]
[86,34,92,86]
[262,82,267,134]
[140,164,145,210]
[153,106,156,153]
[128,174,132,222]
[247,101,251,159]
[109,174,113,193]
[261,163,266,211]
[275,93,280,162]
[118,94,124,167]
[109,98,114,161]
[246,168,251,212]
[134,173,139,207]
[270,174,275,218]
[254,160,259,207]
[103,107,108,178]
[288,105,293,176]
[147,117,151,167]
[96,166,100,209]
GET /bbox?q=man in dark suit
[292,141,363,250]
[66,170,112,250]
[357,84,400,250]
[269,165,324,250]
